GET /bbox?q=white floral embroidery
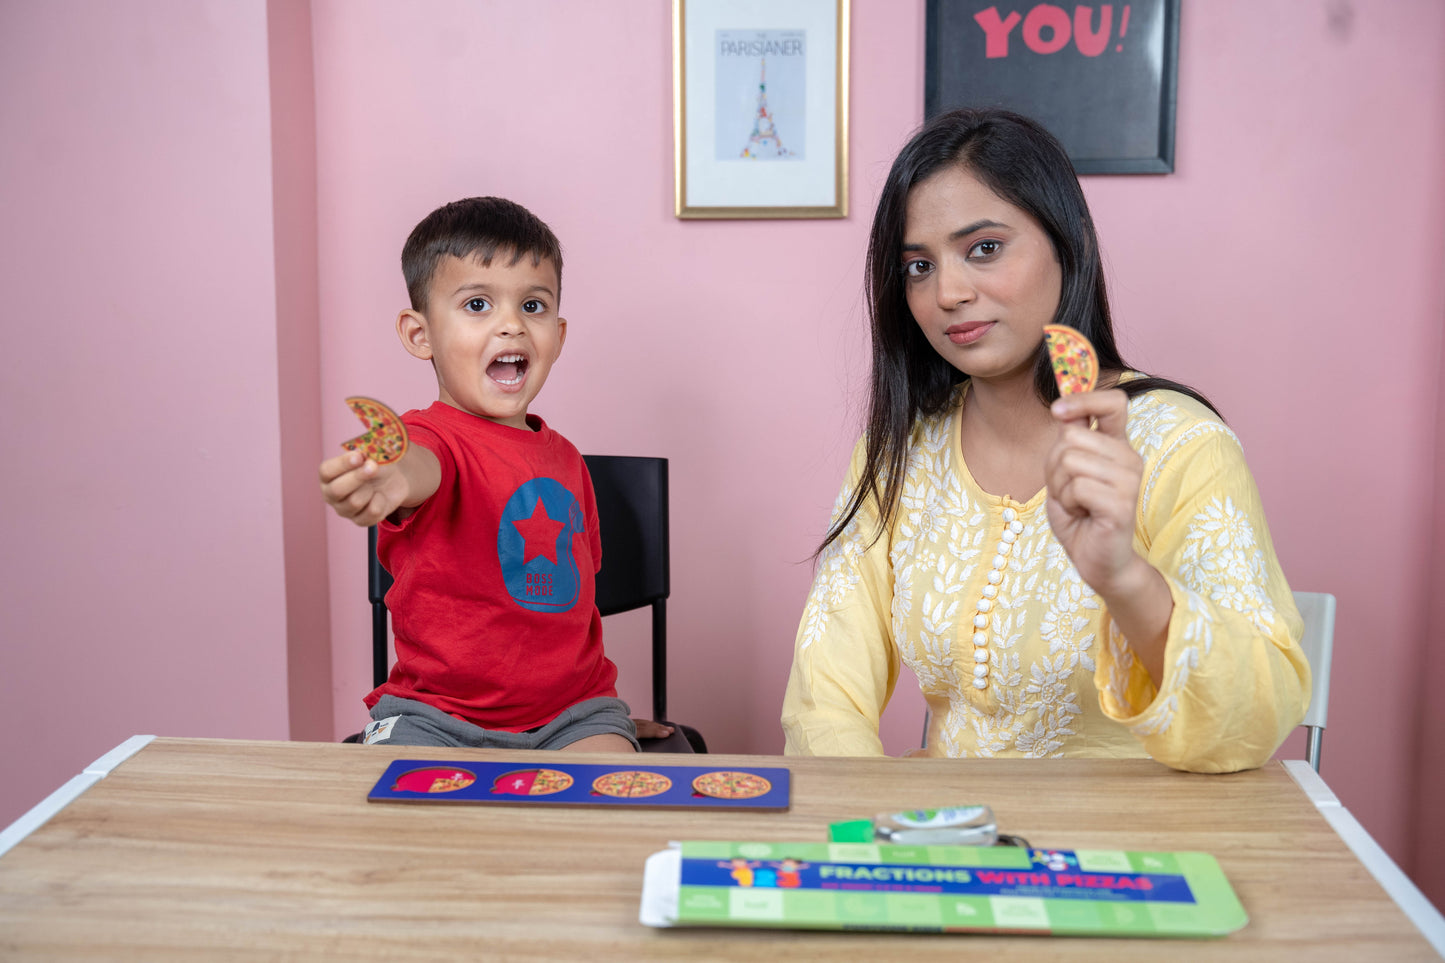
[1125,392,1181,457]
[790,387,1295,766]
[1179,496,1276,633]
[796,486,866,653]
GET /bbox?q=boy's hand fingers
[349,489,392,527]
[320,454,384,518]
[319,449,366,484]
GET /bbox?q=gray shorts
[363,694,640,751]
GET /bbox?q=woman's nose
[935,262,976,308]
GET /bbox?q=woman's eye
[903,259,932,278]
[465,297,490,312]
[522,299,545,314]
[969,239,1002,259]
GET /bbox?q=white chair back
[1292,590,1336,772]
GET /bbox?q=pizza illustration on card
[1043,325,1099,395]
[342,396,409,465]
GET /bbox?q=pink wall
[1419,282,1445,905]
[5,0,1444,909]
[0,0,299,820]
[268,0,334,742]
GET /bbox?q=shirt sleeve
[378,414,452,535]
[1093,417,1311,773]
[781,439,902,756]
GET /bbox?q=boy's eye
[465,297,490,313]
[522,299,545,314]
[968,239,1002,259]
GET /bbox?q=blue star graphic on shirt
[512,499,566,565]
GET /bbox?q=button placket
[971,507,1020,690]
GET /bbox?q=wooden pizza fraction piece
[1042,324,1099,396]
[691,770,773,800]
[391,766,476,794]
[489,768,574,797]
[342,396,409,465]
[590,770,673,798]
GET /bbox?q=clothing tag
[363,716,398,744]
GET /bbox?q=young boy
[320,196,663,751]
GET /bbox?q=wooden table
[0,737,1439,960]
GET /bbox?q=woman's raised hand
[1043,388,1146,595]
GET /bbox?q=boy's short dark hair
[402,196,563,312]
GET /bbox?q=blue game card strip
[367,759,791,811]
[680,856,1196,903]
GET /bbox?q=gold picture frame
[673,0,849,219]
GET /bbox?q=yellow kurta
[782,386,1310,772]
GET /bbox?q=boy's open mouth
[487,353,529,386]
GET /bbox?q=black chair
[359,454,705,753]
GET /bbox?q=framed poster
[925,0,1179,174]
[673,0,849,218]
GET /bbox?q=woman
[781,108,1308,772]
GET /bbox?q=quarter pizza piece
[391,766,476,793]
[1043,324,1099,396]
[343,396,409,465]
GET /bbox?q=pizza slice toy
[1043,324,1099,395]
[342,396,409,465]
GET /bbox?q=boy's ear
[397,309,433,360]
[556,317,567,355]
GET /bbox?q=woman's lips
[946,321,994,345]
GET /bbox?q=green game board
[639,841,1247,937]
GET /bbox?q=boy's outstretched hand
[319,449,411,527]
[319,445,440,527]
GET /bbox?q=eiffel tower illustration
[740,57,793,158]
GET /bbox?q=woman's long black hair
[819,107,1218,554]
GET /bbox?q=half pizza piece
[1043,324,1099,396]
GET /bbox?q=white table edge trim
[0,773,101,859]
[1285,758,1445,955]
[83,734,156,776]
[0,734,156,860]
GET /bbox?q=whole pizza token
[1043,324,1099,395]
[691,770,773,800]
[342,396,409,465]
[590,770,673,798]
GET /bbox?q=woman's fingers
[1051,387,1128,437]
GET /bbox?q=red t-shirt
[365,402,619,731]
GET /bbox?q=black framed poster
[925,1,1179,173]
